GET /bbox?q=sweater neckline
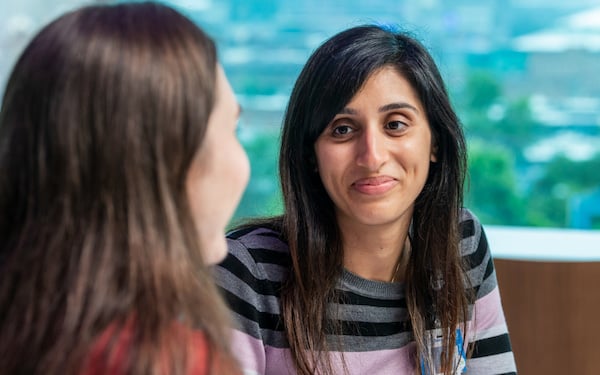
[340,268,405,299]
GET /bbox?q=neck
[339,217,411,282]
[390,239,411,283]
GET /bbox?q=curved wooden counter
[487,226,600,375]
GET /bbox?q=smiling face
[186,65,250,265]
[314,66,436,231]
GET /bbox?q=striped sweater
[215,209,517,374]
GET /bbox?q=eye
[332,124,354,137]
[385,120,408,132]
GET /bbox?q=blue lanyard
[420,328,467,375]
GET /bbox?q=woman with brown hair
[216,25,517,374]
[0,2,248,374]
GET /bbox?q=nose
[356,126,388,171]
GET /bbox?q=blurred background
[2,0,599,229]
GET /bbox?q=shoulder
[459,208,497,298]
[223,225,290,278]
[214,224,289,303]
[227,225,289,260]
[214,224,289,346]
[458,207,486,259]
[83,321,237,375]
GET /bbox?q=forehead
[345,66,424,111]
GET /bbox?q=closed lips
[353,176,396,186]
[352,176,398,194]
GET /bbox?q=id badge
[420,328,467,375]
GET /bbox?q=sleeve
[461,210,518,375]
[187,329,241,375]
[213,236,272,375]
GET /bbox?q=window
[2,0,599,229]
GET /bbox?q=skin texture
[187,65,250,265]
[314,66,436,282]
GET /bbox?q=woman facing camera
[216,25,517,374]
[0,2,248,374]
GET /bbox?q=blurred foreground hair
[0,2,234,374]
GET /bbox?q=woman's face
[314,66,436,230]
[186,65,250,264]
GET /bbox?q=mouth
[352,176,398,195]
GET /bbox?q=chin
[201,236,228,265]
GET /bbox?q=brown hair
[274,25,471,374]
[0,2,234,374]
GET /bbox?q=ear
[430,143,438,163]
[309,154,319,172]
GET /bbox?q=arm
[460,210,517,374]
[214,238,267,375]
[214,228,290,375]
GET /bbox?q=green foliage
[534,154,600,191]
[464,71,501,111]
[495,98,542,155]
[458,70,600,228]
[526,153,600,227]
[465,141,526,225]
[460,71,542,162]
[232,127,282,222]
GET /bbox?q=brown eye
[332,125,353,136]
[386,121,407,131]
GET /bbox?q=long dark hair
[277,25,470,374]
[0,2,234,374]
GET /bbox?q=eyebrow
[338,102,420,115]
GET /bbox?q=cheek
[316,156,346,202]
[404,137,434,167]
[192,137,249,207]
[227,138,250,190]
[207,139,250,222]
[315,143,341,177]
[186,169,209,221]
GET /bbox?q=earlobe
[429,133,439,162]
[310,154,319,172]
[430,145,438,162]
